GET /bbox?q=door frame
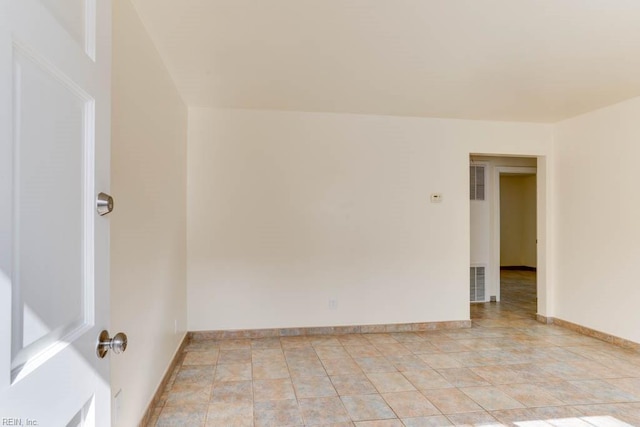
[492,166,537,302]
[468,154,551,319]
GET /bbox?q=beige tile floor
[148,271,640,426]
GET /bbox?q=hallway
[471,269,537,323]
[149,271,640,426]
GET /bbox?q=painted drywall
[555,96,640,344]
[500,175,536,267]
[130,0,640,122]
[469,157,536,301]
[110,1,187,425]
[522,175,537,267]
[499,176,522,265]
[187,108,552,331]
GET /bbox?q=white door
[0,0,112,425]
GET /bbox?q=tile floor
[148,271,640,426]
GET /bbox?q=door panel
[12,44,93,377]
[39,0,92,56]
[0,0,111,424]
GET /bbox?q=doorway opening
[469,155,540,319]
[498,171,537,316]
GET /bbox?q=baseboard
[190,320,472,341]
[500,266,537,271]
[536,314,553,324]
[536,315,639,350]
[138,333,189,427]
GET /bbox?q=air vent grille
[470,266,486,302]
[470,165,485,201]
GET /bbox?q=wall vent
[470,266,486,302]
[470,165,485,201]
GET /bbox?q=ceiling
[130,0,640,122]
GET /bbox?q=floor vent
[470,165,485,201]
[470,266,486,302]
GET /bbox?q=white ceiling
[130,0,640,122]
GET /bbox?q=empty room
[2,0,640,426]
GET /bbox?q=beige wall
[187,108,552,331]
[555,96,640,344]
[500,174,536,267]
[522,175,537,267]
[110,1,188,425]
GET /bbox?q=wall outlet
[430,193,443,203]
[328,299,338,310]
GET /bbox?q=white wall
[187,108,552,331]
[111,1,187,425]
[555,96,640,344]
[500,174,536,267]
